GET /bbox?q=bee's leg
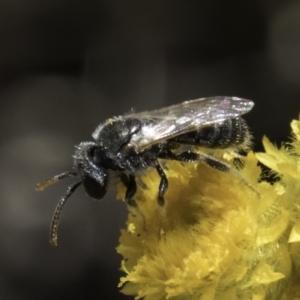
[120,173,137,207]
[160,148,229,173]
[176,151,230,171]
[175,151,259,198]
[155,163,168,206]
[120,173,147,230]
[154,162,169,236]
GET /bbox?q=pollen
[116,116,300,300]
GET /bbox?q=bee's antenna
[36,171,77,191]
[50,181,82,246]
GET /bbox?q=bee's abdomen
[171,117,251,149]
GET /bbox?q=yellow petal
[289,222,300,243]
[251,262,285,285]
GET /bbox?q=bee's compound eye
[82,175,107,200]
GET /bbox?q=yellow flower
[116,117,300,300]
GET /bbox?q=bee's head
[36,141,109,246]
[74,142,109,200]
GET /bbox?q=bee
[37,96,254,246]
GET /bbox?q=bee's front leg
[120,173,137,207]
[121,173,148,231]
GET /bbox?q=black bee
[37,96,254,246]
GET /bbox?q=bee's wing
[125,96,254,151]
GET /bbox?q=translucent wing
[124,96,254,151]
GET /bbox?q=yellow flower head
[116,117,300,300]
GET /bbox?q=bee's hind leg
[175,151,259,198]
[176,151,231,172]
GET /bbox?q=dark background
[0,1,299,299]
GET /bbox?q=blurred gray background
[1,1,300,299]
